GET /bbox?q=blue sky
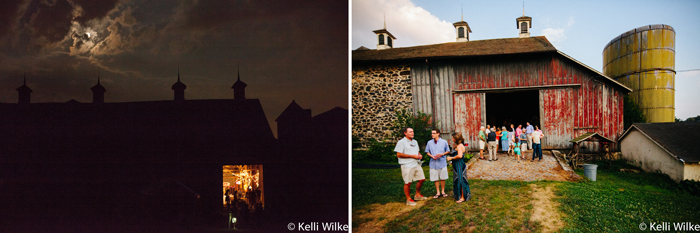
[352,0,700,120]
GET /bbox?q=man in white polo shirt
[394,127,427,205]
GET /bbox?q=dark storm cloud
[0,0,348,137]
[0,0,24,37]
[72,0,120,24]
[30,0,74,44]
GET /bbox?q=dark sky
[0,0,348,137]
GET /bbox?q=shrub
[391,109,439,165]
[464,153,474,161]
[678,179,700,197]
[352,138,397,163]
[391,108,438,151]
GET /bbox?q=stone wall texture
[352,64,412,145]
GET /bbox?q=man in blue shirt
[525,122,535,150]
[426,129,450,198]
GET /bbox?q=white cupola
[516,8,532,38]
[373,17,396,50]
[453,12,472,42]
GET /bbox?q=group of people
[394,127,471,205]
[392,124,546,206]
[477,122,544,162]
[224,187,262,211]
[224,187,262,229]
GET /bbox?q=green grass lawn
[353,166,538,232]
[555,161,700,232]
[352,160,700,232]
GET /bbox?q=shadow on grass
[384,180,540,233]
[555,160,700,232]
[353,166,542,232]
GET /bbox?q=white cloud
[540,16,574,45]
[352,0,454,49]
[567,16,574,27]
[542,27,566,42]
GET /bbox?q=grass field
[352,160,700,232]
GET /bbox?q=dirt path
[352,200,429,233]
[468,151,576,181]
[530,184,565,233]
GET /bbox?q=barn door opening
[222,165,264,211]
[485,90,540,130]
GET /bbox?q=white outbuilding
[619,122,700,182]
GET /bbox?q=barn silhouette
[0,72,348,231]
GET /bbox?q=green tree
[624,94,646,130]
[686,116,700,122]
[392,108,438,152]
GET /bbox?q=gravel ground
[468,150,574,181]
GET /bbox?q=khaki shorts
[478,140,485,150]
[429,167,449,181]
[401,165,425,184]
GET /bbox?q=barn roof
[352,36,632,92]
[353,36,556,61]
[619,122,700,163]
[276,100,311,122]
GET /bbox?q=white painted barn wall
[621,130,685,182]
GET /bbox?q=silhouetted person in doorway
[225,190,231,208]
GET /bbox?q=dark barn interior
[486,90,540,129]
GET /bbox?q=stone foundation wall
[352,64,412,145]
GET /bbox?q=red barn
[352,15,631,152]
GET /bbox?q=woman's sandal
[433,194,440,199]
[456,199,465,203]
[442,193,449,197]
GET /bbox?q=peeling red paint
[412,54,627,150]
[453,93,483,150]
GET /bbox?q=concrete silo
[603,25,675,123]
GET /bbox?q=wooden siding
[411,61,455,136]
[540,88,574,149]
[573,78,624,152]
[453,92,484,150]
[410,53,626,150]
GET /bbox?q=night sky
[0,0,348,137]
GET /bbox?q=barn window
[378,34,385,45]
[388,37,392,47]
[458,27,465,38]
[521,22,528,33]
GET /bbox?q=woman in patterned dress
[446,132,471,203]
